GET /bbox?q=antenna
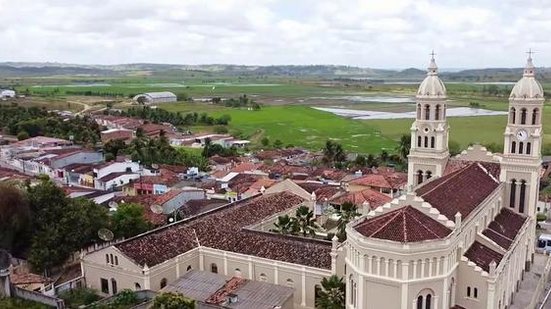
[150,204,164,214]
[108,201,118,212]
[98,228,114,242]
[193,229,201,247]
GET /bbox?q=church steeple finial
[524,48,535,77]
[428,50,438,76]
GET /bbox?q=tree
[322,140,346,167]
[378,150,389,164]
[448,140,461,156]
[153,292,195,309]
[273,139,283,149]
[0,183,30,253]
[336,202,360,241]
[17,131,29,141]
[354,155,366,167]
[261,137,270,147]
[136,96,147,105]
[396,134,411,161]
[294,206,318,237]
[104,139,126,159]
[111,203,151,239]
[271,214,299,235]
[315,275,345,309]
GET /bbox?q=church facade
[346,54,544,309]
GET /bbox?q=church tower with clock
[407,53,450,188]
[501,52,544,255]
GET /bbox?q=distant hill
[0,62,550,82]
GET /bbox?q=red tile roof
[351,171,407,189]
[297,182,342,201]
[354,206,451,242]
[482,208,527,250]
[116,192,332,268]
[10,272,51,285]
[154,189,183,205]
[230,162,261,173]
[330,189,391,209]
[205,277,247,305]
[416,162,500,220]
[464,241,503,272]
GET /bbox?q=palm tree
[396,134,411,161]
[336,202,360,241]
[315,275,345,309]
[295,206,318,237]
[271,215,299,235]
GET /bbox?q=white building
[133,92,177,104]
[0,89,15,99]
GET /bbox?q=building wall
[95,162,140,180]
[96,174,140,190]
[52,152,104,169]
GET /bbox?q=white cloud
[0,0,548,68]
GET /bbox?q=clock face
[516,129,528,141]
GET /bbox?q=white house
[0,89,15,99]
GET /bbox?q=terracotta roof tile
[116,192,331,268]
[154,189,183,205]
[330,189,391,209]
[416,162,500,220]
[354,206,451,242]
[464,241,503,272]
[482,208,527,250]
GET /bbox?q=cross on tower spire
[430,50,436,60]
[526,48,535,60]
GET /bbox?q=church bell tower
[501,51,544,220]
[407,52,450,189]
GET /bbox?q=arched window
[521,108,527,124]
[527,142,531,155]
[417,136,422,147]
[417,296,423,309]
[467,286,471,297]
[424,105,430,120]
[519,142,524,154]
[510,107,516,124]
[417,170,424,185]
[474,288,478,298]
[186,265,192,271]
[426,294,432,309]
[532,108,539,125]
[417,104,422,119]
[519,180,526,213]
[259,273,267,282]
[511,141,516,154]
[160,278,167,289]
[349,275,356,306]
[435,105,441,120]
[510,179,517,208]
[114,256,118,266]
[211,263,218,274]
[426,171,432,180]
[111,278,117,294]
[234,268,242,277]
[424,136,428,148]
[105,254,109,264]
[110,254,114,264]
[430,136,435,148]
[134,283,141,290]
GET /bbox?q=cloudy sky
[0,0,549,68]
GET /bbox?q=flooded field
[314,106,507,120]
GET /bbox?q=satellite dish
[98,228,114,242]
[150,204,164,214]
[151,163,159,169]
[108,201,118,212]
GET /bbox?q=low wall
[13,286,65,309]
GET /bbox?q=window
[160,278,167,289]
[510,179,517,208]
[474,288,478,298]
[521,108,527,124]
[426,171,432,180]
[101,278,109,294]
[532,108,539,125]
[424,136,428,148]
[467,286,471,297]
[286,278,294,288]
[519,180,526,213]
[110,254,113,265]
[430,136,435,148]
[426,294,432,309]
[511,141,516,154]
[418,136,422,147]
[111,278,117,294]
[527,142,531,155]
[417,104,422,119]
[417,296,423,309]
[234,268,242,277]
[211,263,218,274]
[435,105,441,120]
[417,170,424,185]
[510,107,516,124]
[519,142,524,154]
[425,105,430,120]
[186,265,192,271]
[134,283,141,290]
[259,273,267,282]
[105,254,109,264]
[114,256,118,266]
[349,275,356,306]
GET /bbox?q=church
[80,54,544,309]
[345,53,544,309]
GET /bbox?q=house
[348,168,407,197]
[0,89,16,99]
[153,188,205,214]
[100,129,135,143]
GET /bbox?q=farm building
[0,89,15,98]
[133,92,177,104]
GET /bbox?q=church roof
[482,208,527,250]
[416,162,500,221]
[510,53,544,100]
[464,241,503,273]
[354,205,451,243]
